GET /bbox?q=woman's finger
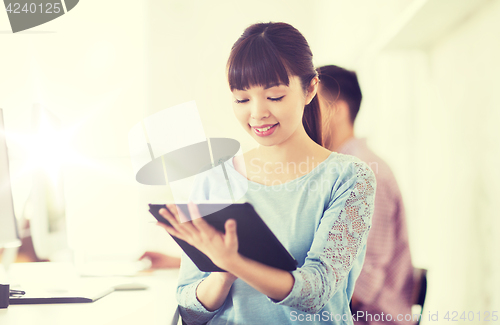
[192,216,218,237]
[174,204,202,235]
[159,208,182,229]
[159,207,177,224]
[224,219,238,249]
[186,201,202,221]
[168,203,193,224]
[189,202,218,236]
[156,221,186,241]
[166,204,181,222]
[160,207,198,239]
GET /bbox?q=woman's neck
[234,127,331,185]
[254,127,327,164]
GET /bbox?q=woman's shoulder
[326,150,369,167]
[320,151,376,184]
[232,149,256,179]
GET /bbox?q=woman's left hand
[157,202,239,270]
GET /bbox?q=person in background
[140,251,180,269]
[316,65,415,325]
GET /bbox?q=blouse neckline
[227,152,336,189]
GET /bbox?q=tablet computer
[148,203,298,272]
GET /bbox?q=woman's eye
[234,99,249,104]
[269,96,285,102]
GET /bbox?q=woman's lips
[252,123,278,137]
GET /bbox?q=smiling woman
[158,22,377,325]
[227,23,322,147]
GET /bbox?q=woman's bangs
[228,37,290,91]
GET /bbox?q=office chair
[412,268,428,325]
[171,307,205,325]
[170,305,181,325]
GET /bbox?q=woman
[159,22,376,325]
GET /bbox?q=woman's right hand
[157,202,240,270]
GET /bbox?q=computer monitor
[0,108,22,272]
[28,105,70,261]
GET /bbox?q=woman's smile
[251,123,279,136]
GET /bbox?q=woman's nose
[250,100,270,120]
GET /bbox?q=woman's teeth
[256,125,273,132]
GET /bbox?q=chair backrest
[412,268,428,308]
[411,267,428,325]
[170,305,181,325]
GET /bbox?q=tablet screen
[149,203,297,272]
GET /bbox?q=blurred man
[317,65,415,325]
[140,251,180,269]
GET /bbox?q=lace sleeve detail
[176,255,221,324]
[177,278,220,325]
[272,160,376,313]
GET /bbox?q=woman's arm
[175,253,234,324]
[221,251,295,301]
[196,271,237,311]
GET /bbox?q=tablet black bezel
[148,203,298,272]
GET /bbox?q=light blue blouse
[177,152,376,325]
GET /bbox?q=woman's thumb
[225,219,237,246]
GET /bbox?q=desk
[0,263,180,325]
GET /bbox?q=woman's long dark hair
[226,22,322,145]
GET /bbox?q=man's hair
[316,65,362,124]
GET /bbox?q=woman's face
[232,76,313,147]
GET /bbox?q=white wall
[310,0,413,69]
[357,0,500,322]
[426,0,500,314]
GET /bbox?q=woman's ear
[305,76,319,105]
